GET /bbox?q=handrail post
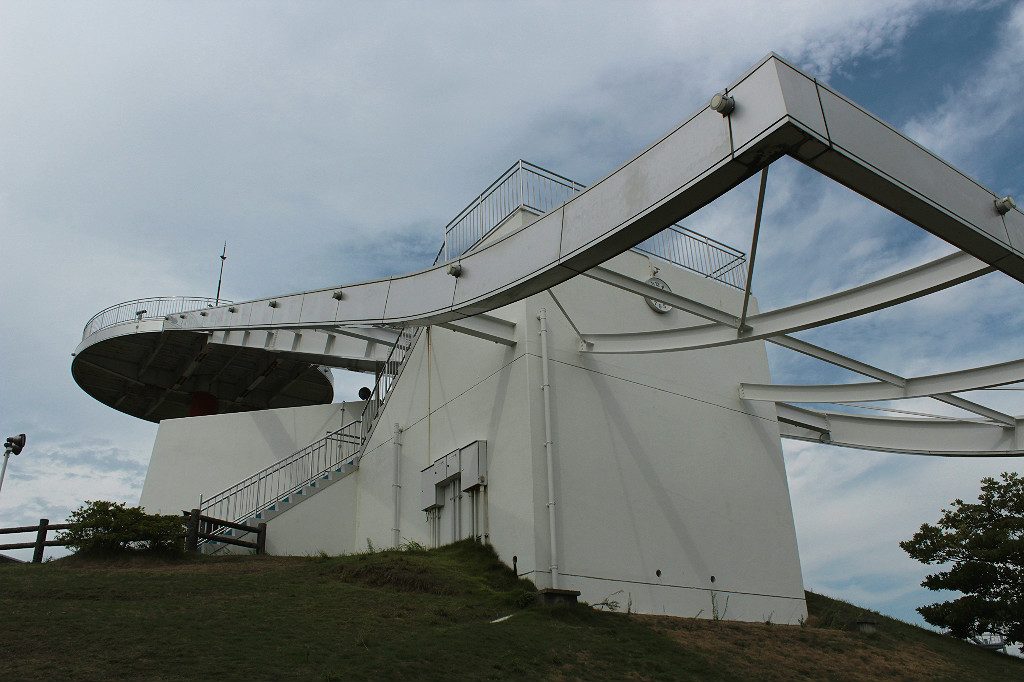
[32,518,48,563]
[256,522,267,555]
[185,508,200,554]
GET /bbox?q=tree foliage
[56,500,185,557]
[900,472,1024,646]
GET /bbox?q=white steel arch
[740,357,1024,405]
[163,55,1024,337]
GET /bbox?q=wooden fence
[0,519,72,563]
[183,509,266,555]
[0,510,267,563]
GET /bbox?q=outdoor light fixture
[709,92,735,115]
[447,263,463,277]
[268,300,279,308]
[0,433,27,496]
[332,289,344,300]
[995,195,1017,215]
[228,306,237,313]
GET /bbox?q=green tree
[56,500,185,557]
[900,472,1024,646]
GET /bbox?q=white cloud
[903,1,1024,187]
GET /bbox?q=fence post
[32,518,49,563]
[256,522,267,555]
[185,508,200,554]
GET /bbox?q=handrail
[82,296,230,340]
[355,326,421,443]
[633,225,747,288]
[435,160,746,288]
[438,160,582,263]
[200,417,364,523]
[197,326,421,526]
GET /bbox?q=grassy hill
[1,541,1020,680]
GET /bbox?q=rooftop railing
[437,160,583,264]
[634,226,746,288]
[81,296,228,340]
[436,160,746,289]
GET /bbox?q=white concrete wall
[518,251,805,622]
[349,300,538,572]
[139,402,355,514]
[264,473,359,556]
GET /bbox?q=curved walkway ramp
[78,54,1024,455]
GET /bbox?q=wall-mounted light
[710,92,735,116]
[332,290,344,300]
[995,195,1017,215]
[447,263,463,278]
[268,300,279,308]
[228,306,237,313]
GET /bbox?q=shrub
[56,500,185,557]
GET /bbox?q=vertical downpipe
[537,308,560,589]
[392,423,403,548]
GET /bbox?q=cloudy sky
[2,0,1023,632]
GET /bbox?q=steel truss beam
[776,403,1024,457]
[583,265,1014,425]
[581,251,991,353]
[437,314,517,346]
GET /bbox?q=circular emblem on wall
[644,277,672,313]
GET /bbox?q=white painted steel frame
[150,54,1024,457]
[164,55,1024,337]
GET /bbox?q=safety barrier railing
[634,225,746,288]
[438,160,583,263]
[436,160,745,288]
[200,418,364,524]
[358,326,420,443]
[82,296,229,340]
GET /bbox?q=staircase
[197,327,420,552]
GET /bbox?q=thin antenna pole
[214,242,227,305]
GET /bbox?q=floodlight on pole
[0,433,27,497]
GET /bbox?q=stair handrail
[200,417,363,523]
[197,326,421,526]
[355,326,421,448]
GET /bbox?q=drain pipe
[537,308,560,589]
[392,422,403,548]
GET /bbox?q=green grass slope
[1,541,1020,681]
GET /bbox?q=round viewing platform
[72,297,334,423]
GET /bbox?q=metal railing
[438,160,583,263]
[200,418,364,524]
[358,326,420,442]
[634,226,747,288]
[436,160,746,289]
[198,327,421,526]
[82,296,228,340]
